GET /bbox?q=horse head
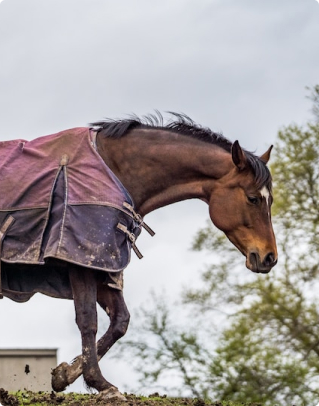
[208,141,277,273]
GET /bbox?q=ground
[0,389,264,406]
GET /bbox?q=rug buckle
[117,223,143,259]
[122,202,155,236]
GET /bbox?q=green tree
[117,88,319,405]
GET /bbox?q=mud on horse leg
[51,271,129,400]
[52,266,124,399]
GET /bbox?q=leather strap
[117,222,143,259]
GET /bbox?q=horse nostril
[264,252,276,267]
[249,252,259,269]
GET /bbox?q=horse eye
[248,196,258,205]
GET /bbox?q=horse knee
[113,309,130,339]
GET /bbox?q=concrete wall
[0,349,57,392]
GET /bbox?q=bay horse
[0,113,277,400]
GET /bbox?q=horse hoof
[51,362,70,392]
[98,387,127,402]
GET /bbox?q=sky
[0,0,319,395]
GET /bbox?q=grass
[0,390,268,406]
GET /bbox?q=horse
[0,113,277,400]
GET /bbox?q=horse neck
[97,129,233,216]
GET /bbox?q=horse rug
[0,128,143,301]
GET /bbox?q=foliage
[117,87,319,405]
[115,293,212,398]
[307,84,319,122]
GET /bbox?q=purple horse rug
[0,128,146,302]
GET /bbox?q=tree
[116,88,319,405]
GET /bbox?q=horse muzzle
[246,251,277,274]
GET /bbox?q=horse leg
[52,266,123,399]
[52,272,128,400]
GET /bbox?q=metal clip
[117,223,143,259]
[123,202,155,236]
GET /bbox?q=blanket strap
[0,215,15,299]
[122,202,155,236]
[107,271,124,291]
[117,223,143,259]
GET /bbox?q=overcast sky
[0,0,319,395]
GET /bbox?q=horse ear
[259,145,273,164]
[232,140,247,170]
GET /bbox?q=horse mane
[91,112,271,190]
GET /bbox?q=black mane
[91,112,233,149]
[91,112,271,190]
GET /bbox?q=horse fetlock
[83,366,102,389]
[69,356,84,381]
